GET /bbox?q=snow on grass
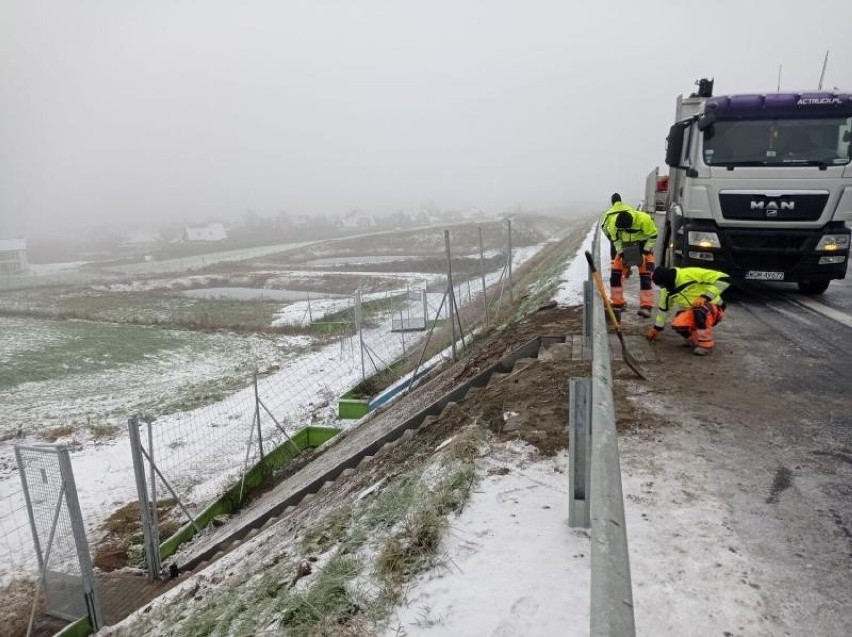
[0,240,550,585]
[382,442,590,637]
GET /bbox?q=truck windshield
[703,116,852,167]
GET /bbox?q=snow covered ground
[0,241,550,585]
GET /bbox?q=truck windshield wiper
[717,161,769,170]
[782,159,831,169]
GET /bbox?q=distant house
[0,239,27,274]
[182,224,228,242]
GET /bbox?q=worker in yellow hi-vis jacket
[603,208,657,316]
[646,266,731,356]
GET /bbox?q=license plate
[744,270,785,281]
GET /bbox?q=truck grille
[725,229,814,271]
[719,192,828,221]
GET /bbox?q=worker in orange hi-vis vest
[604,208,658,316]
[646,266,732,356]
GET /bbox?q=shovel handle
[584,251,622,331]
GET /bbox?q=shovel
[584,250,647,380]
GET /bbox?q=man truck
[650,79,851,294]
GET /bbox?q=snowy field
[0,240,551,584]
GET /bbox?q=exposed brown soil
[94,501,182,572]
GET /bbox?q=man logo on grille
[750,199,795,213]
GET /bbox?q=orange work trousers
[610,252,655,309]
[672,304,725,351]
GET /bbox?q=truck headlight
[815,234,850,251]
[687,231,721,249]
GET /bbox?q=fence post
[57,447,103,631]
[355,291,366,380]
[128,417,162,580]
[507,218,513,303]
[569,377,592,528]
[254,372,264,460]
[444,230,457,361]
[147,418,158,547]
[479,226,489,325]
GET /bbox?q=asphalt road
[621,269,852,636]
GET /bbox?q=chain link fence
[0,219,571,614]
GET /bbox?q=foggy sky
[2,0,851,239]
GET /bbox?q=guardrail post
[568,377,592,528]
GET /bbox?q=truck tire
[797,279,830,295]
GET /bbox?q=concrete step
[261,515,279,531]
[357,455,374,467]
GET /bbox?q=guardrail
[569,227,636,636]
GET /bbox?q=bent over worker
[604,208,658,317]
[646,266,731,356]
[600,193,634,260]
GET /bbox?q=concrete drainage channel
[179,334,567,574]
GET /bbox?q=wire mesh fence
[0,219,564,590]
[13,444,101,628]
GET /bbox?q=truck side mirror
[697,112,716,131]
[665,122,687,167]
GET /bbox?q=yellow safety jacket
[654,267,731,329]
[611,209,658,254]
[600,202,634,242]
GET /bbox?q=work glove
[646,326,663,341]
[692,295,713,308]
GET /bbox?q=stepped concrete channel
[179,334,568,574]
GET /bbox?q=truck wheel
[797,279,830,295]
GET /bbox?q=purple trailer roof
[705,92,852,118]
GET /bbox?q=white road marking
[788,295,852,329]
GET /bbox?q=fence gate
[14,444,102,630]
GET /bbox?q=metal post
[254,371,264,460]
[14,446,44,572]
[479,227,489,325]
[422,288,428,327]
[507,218,513,303]
[568,377,592,528]
[399,307,406,354]
[444,230,457,361]
[128,418,162,579]
[307,291,313,324]
[355,291,366,380]
[58,447,103,631]
[147,419,158,546]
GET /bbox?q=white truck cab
[656,79,852,294]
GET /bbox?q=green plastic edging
[53,615,92,637]
[158,425,340,560]
[338,397,370,419]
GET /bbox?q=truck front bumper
[675,220,850,282]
